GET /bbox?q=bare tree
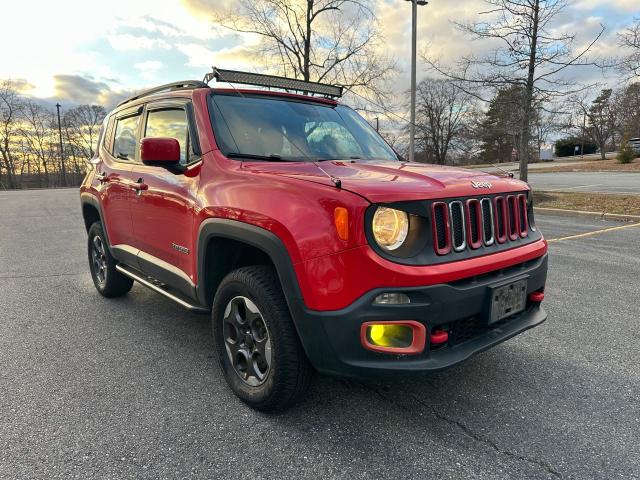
[424,0,604,181]
[618,19,640,80]
[0,80,24,188]
[412,78,475,164]
[213,0,396,103]
[533,105,560,158]
[62,105,106,160]
[19,100,57,187]
[62,104,106,182]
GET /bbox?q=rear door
[128,99,202,295]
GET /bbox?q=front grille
[432,193,530,256]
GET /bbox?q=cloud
[177,42,259,70]
[51,75,134,109]
[107,34,171,51]
[134,60,165,81]
[53,75,111,104]
[574,0,640,12]
[8,79,37,95]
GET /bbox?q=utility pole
[581,112,586,159]
[406,0,428,163]
[55,103,66,187]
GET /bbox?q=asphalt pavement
[1,189,639,479]
[527,171,640,195]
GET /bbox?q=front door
[128,100,201,295]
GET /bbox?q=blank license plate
[489,280,527,324]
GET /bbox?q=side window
[103,115,115,153]
[144,108,191,165]
[113,114,141,161]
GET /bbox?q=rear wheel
[87,222,133,297]
[212,266,312,412]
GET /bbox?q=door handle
[133,178,148,193]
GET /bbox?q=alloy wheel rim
[91,235,108,286]
[223,296,272,386]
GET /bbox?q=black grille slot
[507,196,518,238]
[481,198,494,245]
[432,202,450,254]
[518,194,528,236]
[450,202,465,251]
[468,200,480,245]
[495,197,506,241]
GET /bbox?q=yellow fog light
[360,321,426,355]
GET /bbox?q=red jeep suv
[80,69,548,411]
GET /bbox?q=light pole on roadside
[55,103,67,187]
[406,0,428,163]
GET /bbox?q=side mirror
[140,137,181,166]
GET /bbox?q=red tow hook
[528,291,545,303]
[430,329,449,346]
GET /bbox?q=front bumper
[292,253,548,377]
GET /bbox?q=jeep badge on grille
[471,180,492,189]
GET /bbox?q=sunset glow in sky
[3,0,637,108]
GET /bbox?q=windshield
[209,93,398,162]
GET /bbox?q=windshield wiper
[226,152,294,162]
[317,156,362,162]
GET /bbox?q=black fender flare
[195,219,325,360]
[195,218,305,310]
[80,192,112,249]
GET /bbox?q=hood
[243,160,529,203]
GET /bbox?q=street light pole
[406,0,428,163]
[55,103,66,187]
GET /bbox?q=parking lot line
[547,222,640,243]
[544,184,604,192]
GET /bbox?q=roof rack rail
[203,67,343,98]
[116,80,209,107]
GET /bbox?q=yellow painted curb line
[547,223,640,243]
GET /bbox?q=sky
[2,0,637,110]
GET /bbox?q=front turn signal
[334,207,349,241]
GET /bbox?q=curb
[534,207,640,222]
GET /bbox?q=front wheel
[212,266,312,412]
[87,222,133,298]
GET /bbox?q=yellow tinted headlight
[372,207,409,251]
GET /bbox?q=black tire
[212,266,312,412]
[87,221,133,298]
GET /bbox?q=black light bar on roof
[203,67,343,98]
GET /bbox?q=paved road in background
[1,189,639,479]
[527,171,640,195]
